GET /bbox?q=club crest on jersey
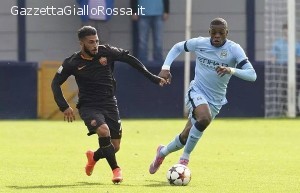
[220,49,228,59]
[99,57,107,66]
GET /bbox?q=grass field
[1,118,300,193]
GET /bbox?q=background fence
[0,61,264,119]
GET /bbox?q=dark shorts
[78,105,122,139]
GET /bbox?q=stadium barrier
[114,61,264,118]
[0,61,38,119]
[38,61,78,119]
[0,61,264,119]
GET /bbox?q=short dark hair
[77,26,97,40]
[210,18,228,28]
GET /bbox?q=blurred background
[0,0,299,119]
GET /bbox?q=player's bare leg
[149,119,192,174]
[179,104,211,166]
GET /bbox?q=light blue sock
[160,135,184,157]
[181,125,203,160]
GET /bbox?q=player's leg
[95,123,122,184]
[179,95,222,166]
[78,107,103,176]
[160,119,192,157]
[79,106,121,181]
[105,108,123,183]
[149,119,193,174]
[179,104,211,165]
[149,87,195,174]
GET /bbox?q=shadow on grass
[7,181,123,189]
[143,180,169,187]
[7,180,166,190]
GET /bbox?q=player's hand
[158,77,167,87]
[216,66,231,77]
[63,107,75,123]
[158,70,172,84]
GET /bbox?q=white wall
[0,0,265,62]
[0,1,17,60]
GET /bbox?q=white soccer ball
[166,164,191,186]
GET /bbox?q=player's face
[209,24,228,47]
[80,35,99,57]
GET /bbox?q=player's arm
[216,60,257,82]
[115,50,166,86]
[160,38,198,83]
[231,61,257,81]
[51,64,75,122]
[216,44,257,82]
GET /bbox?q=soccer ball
[166,164,191,186]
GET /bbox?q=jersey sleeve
[105,44,130,60]
[51,60,73,112]
[185,37,200,52]
[104,45,161,85]
[162,38,200,70]
[229,43,257,82]
[232,44,248,64]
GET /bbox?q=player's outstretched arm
[117,54,166,86]
[158,41,191,84]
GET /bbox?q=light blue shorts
[185,86,222,123]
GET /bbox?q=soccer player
[51,26,166,183]
[149,17,257,174]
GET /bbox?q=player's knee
[113,143,120,152]
[194,119,210,132]
[96,124,110,137]
[179,133,188,145]
[114,146,120,152]
[111,140,121,152]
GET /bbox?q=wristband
[162,65,171,70]
[229,67,236,75]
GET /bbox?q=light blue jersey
[162,37,256,106]
[271,37,300,65]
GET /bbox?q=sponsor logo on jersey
[197,56,229,69]
[77,65,86,70]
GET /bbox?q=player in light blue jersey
[149,17,257,174]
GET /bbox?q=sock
[99,137,119,170]
[181,125,203,160]
[160,135,185,157]
[93,148,105,161]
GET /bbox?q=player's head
[209,18,228,47]
[78,26,99,57]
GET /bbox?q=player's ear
[79,40,83,47]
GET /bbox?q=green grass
[1,118,300,193]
